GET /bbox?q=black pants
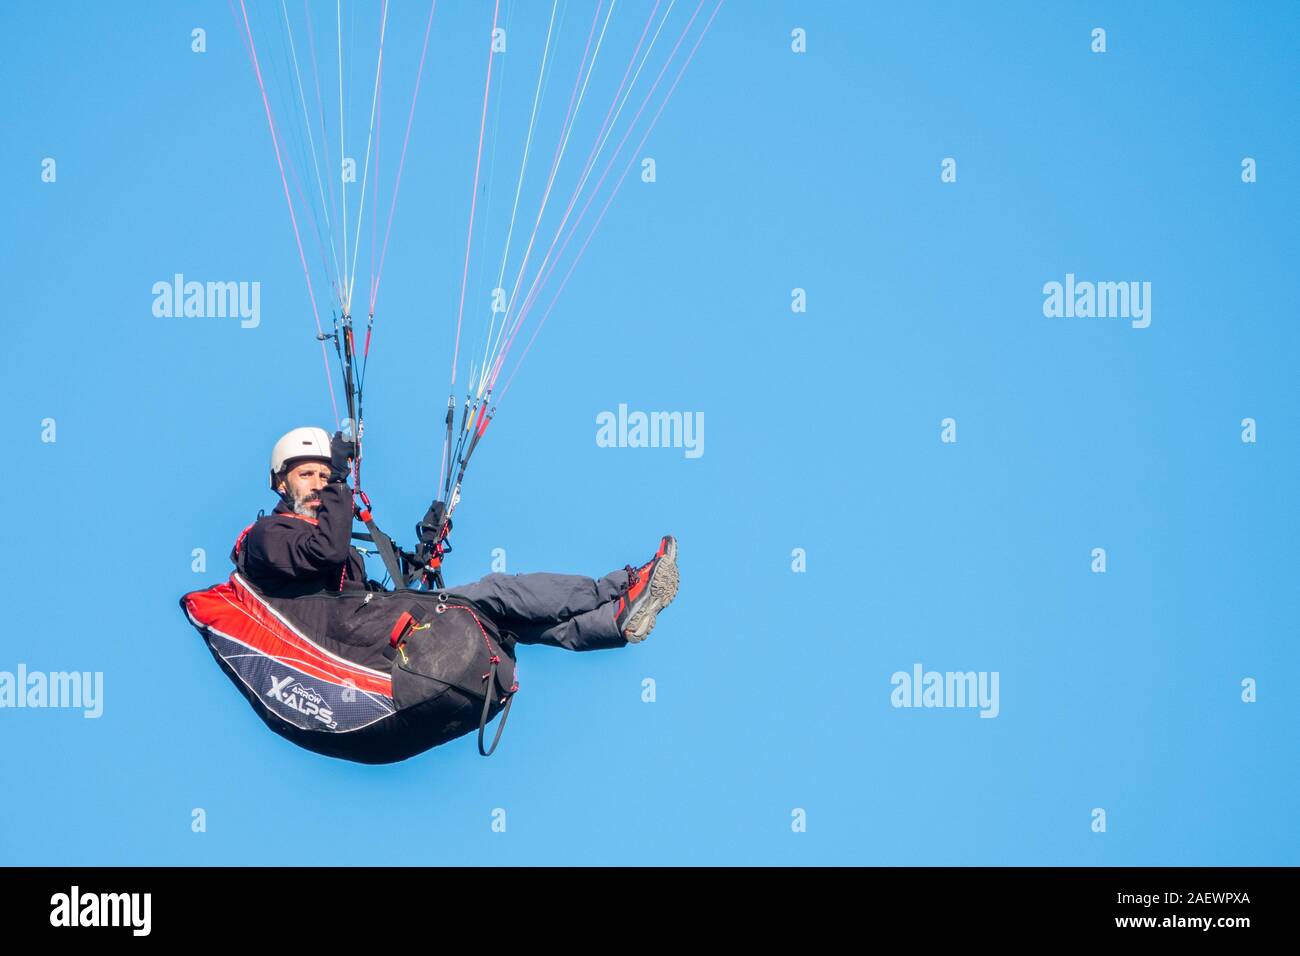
[449,570,632,652]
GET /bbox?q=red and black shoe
[614,535,680,644]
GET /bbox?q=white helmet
[269,426,332,490]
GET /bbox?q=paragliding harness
[183,302,512,762]
[178,518,519,764]
[351,488,445,590]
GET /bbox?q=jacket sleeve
[245,483,355,578]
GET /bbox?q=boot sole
[624,539,679,644]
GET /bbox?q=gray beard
[291,491,321,517]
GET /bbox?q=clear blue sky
[3,0,1297,865]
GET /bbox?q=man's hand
[417,500,451,546]
[329,431,356,483]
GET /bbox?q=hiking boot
[614,535,679,643]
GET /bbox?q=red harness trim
[183,576,393,696]
[390,611,417,647]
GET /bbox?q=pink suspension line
[489,0,711,393]
[369,21,382,319]
[369,0,438,319]
[486,1,663,389]
[497,0,725,402]
[304,0,343,275]
[449,0,502,389]
[274,0,345,307]
[491,0,607,360]
[235,0,340,428]
[259,5,343,313]
[279,84,344,315]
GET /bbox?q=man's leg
[446,569,631,652]
[509,602,628,652]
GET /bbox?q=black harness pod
[180,556,519,764]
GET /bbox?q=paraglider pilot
[239,427,679,665]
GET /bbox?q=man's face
[277,460,331,516]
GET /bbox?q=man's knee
[476,572,516,593]
[455,572,508,594]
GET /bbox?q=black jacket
[235,482,383,598]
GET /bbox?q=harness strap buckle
[389,611,417,648]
